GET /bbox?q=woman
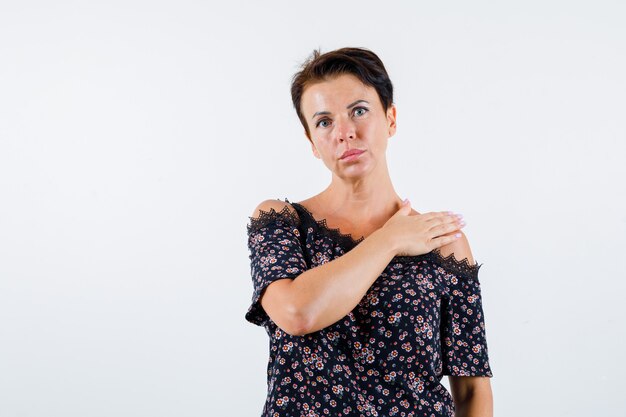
[245,47,493,417]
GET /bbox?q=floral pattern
[245,198,493,417]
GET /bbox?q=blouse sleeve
[244,204,308,327]
[431,249,494,377]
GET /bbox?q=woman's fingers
[423,213,462,228]
[428,214,465,236]
[430,221,464,237]
[387,209,465,256]
[430,233,463,249]
[422,211,462,224]
[421,211,450,221]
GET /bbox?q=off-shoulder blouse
[245,198,493,417]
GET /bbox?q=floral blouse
[245,198,493,417]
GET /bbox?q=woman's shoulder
[428,231,482,281]
[250,199,298,217]
[247,198,302,232]
[436,231,476,265]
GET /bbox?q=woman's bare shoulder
[250,199,300,222]
[436,230,476,266]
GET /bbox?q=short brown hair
[290,47,394,141]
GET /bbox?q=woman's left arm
[438,231,494,416]
[449,376,493,417]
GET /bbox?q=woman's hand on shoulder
[381,200,466,257]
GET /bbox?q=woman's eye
[354,107,368,117]
[317,119,330,128]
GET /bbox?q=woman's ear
[387,104,397,137]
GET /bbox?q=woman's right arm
[255,199,463,336]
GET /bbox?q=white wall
[1,1,625,416]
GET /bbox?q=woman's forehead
[302,74,379,113]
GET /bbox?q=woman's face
[300,73,397,179]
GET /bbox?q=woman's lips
[340,150,365,161]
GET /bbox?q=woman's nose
[334,118,356,142]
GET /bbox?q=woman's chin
[334,162,375,179]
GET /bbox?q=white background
[1,1,625,416]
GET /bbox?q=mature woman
[245,47,493,417]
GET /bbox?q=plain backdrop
[1,1,625,416]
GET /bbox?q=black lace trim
[248,198,482,281]
[427,247,482,281]
[287,199,366,250]
[246,201,301,234]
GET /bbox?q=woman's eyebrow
[346,99,369,109]
[311,100,370,120]
[311,110,331,120]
